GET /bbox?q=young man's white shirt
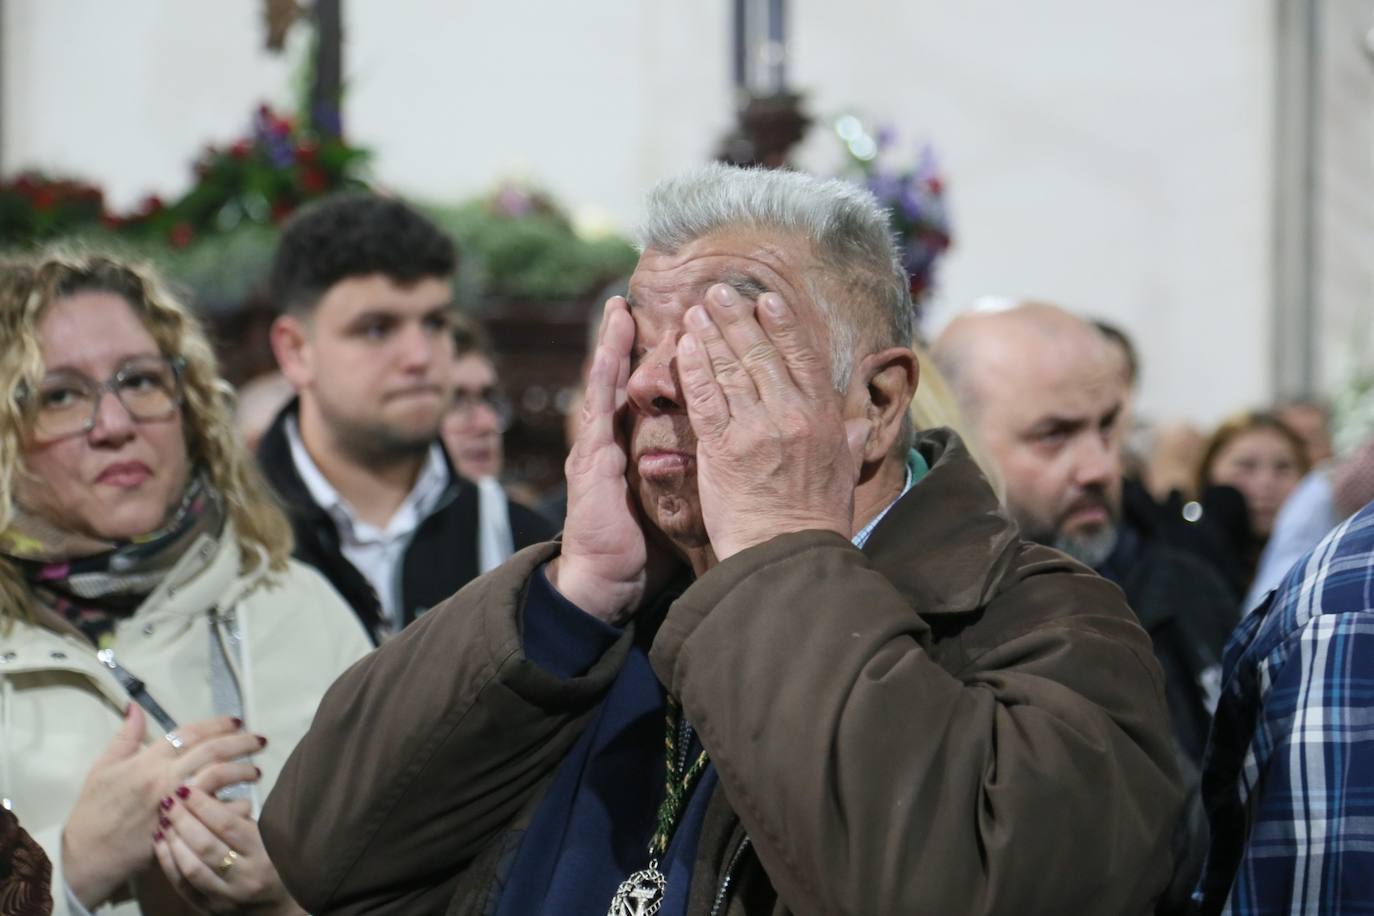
[285,416,448,631]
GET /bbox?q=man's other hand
[676,284,867,562]
[549,297,661,625]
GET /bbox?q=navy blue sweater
[494,567,717,916]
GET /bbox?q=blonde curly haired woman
[0,251,371,915]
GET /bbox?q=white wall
[3,0,1280,426]
[347,0,731,227]
[3,2,301,209]
[786,1,1275,428]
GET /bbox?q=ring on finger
[164,732,185,751]
[214,849,239,878]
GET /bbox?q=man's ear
[270,314,313,390]
[852,346,919,464]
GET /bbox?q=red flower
[139,194,164,215]
[101,213,124,230]
[169,221,195,248]
[230,139,254,160]
[295,140,318,164]
[31,188,56,211]
[270,200,295,223]
[299,166,328,193]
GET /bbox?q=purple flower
[312,102,343,139]
[866,172,903,205]
[915,144,940,182]
[263,136,296,169]
[898,180,931,223]
[493,185,534,217]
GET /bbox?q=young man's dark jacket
[260,430,1184,915]
[257,399,554,641]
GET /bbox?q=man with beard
[257,193,552,641]
[261,166,1181,915]
[933,301,1237,911]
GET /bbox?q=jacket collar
[259,397,329,523]
[258,398,466,524]
[861,428,1021,617]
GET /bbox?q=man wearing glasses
[257,193,553,642]
[440,313,553,574]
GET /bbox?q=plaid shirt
[1193,502,1374,914]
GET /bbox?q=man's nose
[1257,467,1289,498]
[398,323,443,370]
[626,342,682,414]
[472,400,502,433]
[1073,433,1119,487]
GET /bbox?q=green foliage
[1,110,635,310]
[0,174,107,243]
[427,194,637,305]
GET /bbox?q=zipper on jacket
[96,649,180,734]
[710,834,752,916]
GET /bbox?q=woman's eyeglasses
[24,355,185,441]
[447,386,512,432]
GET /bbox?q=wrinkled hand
[676,284,869,562]
[153,787,303,915]
[62,707,264,910]
[549,296,669,625]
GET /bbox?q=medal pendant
[607,861,667,916]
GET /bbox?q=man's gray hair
[635,163,914,390]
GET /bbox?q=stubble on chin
[317,397,436,464]
[634,477,709,553]
[1053,524,1119,568]
[338,421,435,468]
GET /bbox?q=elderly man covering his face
[262,165,1182,916]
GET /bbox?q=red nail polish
[158,815,171,829]
[175,785,190,799]
[254,767,262,778]
[231,717,243,729]
[256,735,267,748]
[159,797,173,811]
[153,830,163,842]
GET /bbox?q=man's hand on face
[548,297,669,626]
[676,283,870,563]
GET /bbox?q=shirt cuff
[522,563,623,678]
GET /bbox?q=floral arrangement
[110,103,370,248]
[1331,334,1374,457]
[0,104,368,252]
[1,110,635,309]
[833,115,953,304]
[0,173,107,242]
[427,181,638,305]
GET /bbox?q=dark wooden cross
[262,0,343,140]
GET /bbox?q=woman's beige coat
[0,523,372,915]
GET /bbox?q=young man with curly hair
[258,194,552,641]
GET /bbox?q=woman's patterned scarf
[0,472,224,648]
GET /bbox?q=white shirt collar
[852,459,916,550]
[283,414,450,542]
